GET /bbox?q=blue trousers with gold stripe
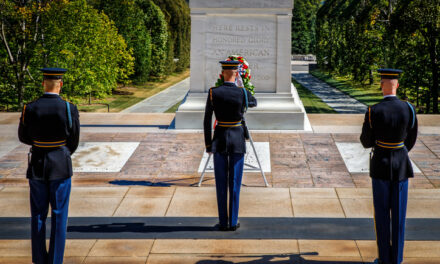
[213,152,244,227]
[29,178,71,264]
[372,178,408,264]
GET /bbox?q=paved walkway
[1,186,440,263]
[122,78,190,113]
[292,73,368,114]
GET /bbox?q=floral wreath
[215,55,255,95]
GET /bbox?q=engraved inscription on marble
[335,142,421,173]
[72,142,139,172]
[205,16,276,92]
[198,142,271,172]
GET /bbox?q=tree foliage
[136,0,168,78]
[151,0,190,72]
[0,0,134,108]
[0,0,191,110]
[291,0,322,54]
[90,0,152,82]
[0,0,50,108]
[316,0,439,113]
[391,0,439,112]
[41,0,134,99]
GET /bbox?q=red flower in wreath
[216,54,255,95]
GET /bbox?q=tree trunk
[369,69,374,85]
[416,81,419,108]
[17,78,24,108]
[425,90,431,114]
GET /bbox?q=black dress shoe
[215,224,229,231]
[229,222,240,231]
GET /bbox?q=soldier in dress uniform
[360,68,418,264]
[203,60,257,231]
[18,68,80,264]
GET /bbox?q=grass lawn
[165,100,182,113]
[77,69,190,112]
[310,70,383,107]
[293,78,337,113]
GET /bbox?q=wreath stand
[197,130,269,187]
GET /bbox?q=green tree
[137,0,168,78]
[41,0,134,99]
[0,0,50,108]
[90,0,152,82]
[151,0,190,72]
[291,0,321,54]
[315,0,439,113]
[391,0,439,113]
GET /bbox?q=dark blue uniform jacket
[18,94,80,181]
[360,96,418,181]
[204,82,257,154]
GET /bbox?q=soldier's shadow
[67,224,367,263]
[109,178,193,187]
[68,222,215,233]
[195,253,365,264]
[108,180,171,187]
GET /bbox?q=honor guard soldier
[360,68,418,264]
[204,60,257,231]
[18,68,80,264]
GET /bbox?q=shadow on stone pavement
[68,222,215,233]
[195,253,364,264]
[109,178,197,187]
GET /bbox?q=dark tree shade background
[291,0,322,54]
[315,0,439,113]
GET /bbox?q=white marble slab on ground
[72,142,139,172]
[198,142,271,173]
[335,142,421,173]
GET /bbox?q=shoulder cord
[66,101,72,129]
[22,105,27,125]
[368,106,372,129]
[406,101,415,129]
[243,88,248,113]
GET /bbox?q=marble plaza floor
[0,113,440,263]
[1,131,439,188]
